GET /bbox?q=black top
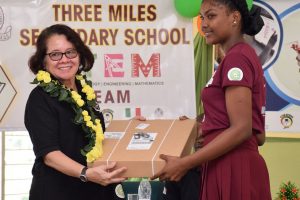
[25,85,120,200]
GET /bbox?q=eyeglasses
[46,49,78,61]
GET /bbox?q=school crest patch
[227,67,243,81]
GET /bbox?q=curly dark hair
[211,0,264,36]
[28,24,94,74]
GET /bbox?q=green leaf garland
[31,70,104,163]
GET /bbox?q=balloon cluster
[174,0,202,18]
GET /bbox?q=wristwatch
[79,166,88,182]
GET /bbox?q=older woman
[25,24,126,200]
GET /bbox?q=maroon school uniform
[200,42,271,200]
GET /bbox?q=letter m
[131,53,161,77]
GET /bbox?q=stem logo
[131,53,160,77]
[104,54,124,77]
[103,53,161,78]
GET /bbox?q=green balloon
[246,0,253,11]
[174,0,202,18]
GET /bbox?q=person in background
[161,114,204,200]
[25,24,127,200]
[152,0,272,199]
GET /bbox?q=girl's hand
[151,155,188,182]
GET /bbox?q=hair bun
[244,6,264,36]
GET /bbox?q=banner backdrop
[253,0,300,133]
[1,0,300,134]
[0,0,196,130]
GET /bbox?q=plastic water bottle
[138,179,151,200]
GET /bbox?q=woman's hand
[151,154,189,182]
[87,162,127,186]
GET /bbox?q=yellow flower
[80,79,86,86]
[36,71,44,81]
[83,115,91,122]
[99,133,104,140]
[96,124,103,132]
[36,70,51,83]
[86,147,102,163]
[96,134,104,143]
[71,91,80,101]
[82,110,88,116]
[82,85,90,93]
[76,99,84,107]
[86,86,93,93]
[86,121,93,127]
[86,151,96,163]
[43,76,51,83]
[82,85,87,92]
[87,93,96,101]
[76,75,83,80]
[95,124,103,134]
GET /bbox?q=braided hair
[212,0,264,36]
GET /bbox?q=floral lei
[32,70,104,163]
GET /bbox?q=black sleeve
[24,87,60,159]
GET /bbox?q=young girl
[152,0,272,199]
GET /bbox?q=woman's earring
[79,65,83,70]
[233,21,237,24]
